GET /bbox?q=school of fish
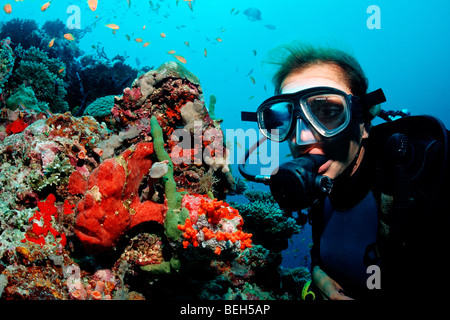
[2,0,275,98]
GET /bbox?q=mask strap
[364,88,386,107]
[362,89,387,119]
[241,111,257,122]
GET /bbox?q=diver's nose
[293,118,318,145]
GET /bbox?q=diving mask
[242,87,386,145]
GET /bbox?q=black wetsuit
[310,116,450,300]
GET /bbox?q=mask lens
[258,100,293,141]
[303,94,348,135]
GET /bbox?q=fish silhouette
[243,7,262,21]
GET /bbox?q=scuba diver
[240,43,449,300]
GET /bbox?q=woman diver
[240,43,449,300]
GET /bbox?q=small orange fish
[216,38,222,42]
[135,38,143,43]
[143,42,150,47]
[160,32,166,38]
[174,55,187,64]
[41,1,51,12]
[184,41,189,47]
[87,0,98,12]
[204,48,207,57]
[167,50,176,54]
[249,76,256,84]
[48,38,55,47]
[3,4,12,14]
[58,68,65,74]
[105,24,120,30]
[143,25,146,30]
[64,33,75,41]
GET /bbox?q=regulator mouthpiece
[269,154,333,211]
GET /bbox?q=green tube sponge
[208,94,216,120]
[150,116,187,241]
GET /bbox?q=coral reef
[0,61,309,301]
[0,37,14,95]
[5,85,44,112]
[0,18,136,115]
[231,190,302,252]
[198,245,311,300]
[76,55,138,112]
[0,19,42,51]
[12,46,68,113]
[83,95,116,118]
[111,61,234,199]
[178,194,253,255]
[21,193,67,248]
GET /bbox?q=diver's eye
[319,104,344,119]
[306,95,347,130]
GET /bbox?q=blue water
[2,0,450,269]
